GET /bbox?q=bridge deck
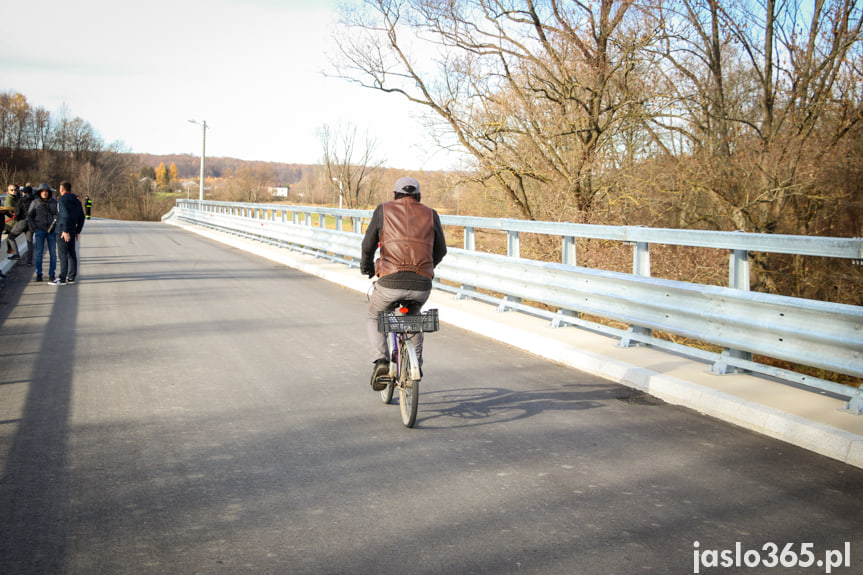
[0,219,860,574]
[170,215,863,466]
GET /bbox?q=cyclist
[361,176,447,391]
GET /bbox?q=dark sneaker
[49,274,55,282]
[7,254,20,260]
[35,274,42,282]
[66,278,75,284]
[370,359,389,391]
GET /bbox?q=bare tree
[650,0,863,233]
[332,0,658,222]
[319,122,384,208]
[0,92,37,155]
[223,164,277,202]
[634,0,863,296]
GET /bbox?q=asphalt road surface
[0,219,860,574]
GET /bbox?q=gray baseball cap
[394,177,420,194]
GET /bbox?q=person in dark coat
[53,181,86,285]
[27,183,58,282]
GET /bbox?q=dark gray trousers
[7,221,33,264]
[57,234,78,281]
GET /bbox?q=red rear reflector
[398,306,409,314]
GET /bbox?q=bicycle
[376,304,439,428]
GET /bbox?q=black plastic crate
[377,309,439,333]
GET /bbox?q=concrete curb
[165,218,863,469]
[0,237,28,278]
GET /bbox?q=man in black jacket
[361,177,447,390]
[6,185,34,265]
[53,181,86,286]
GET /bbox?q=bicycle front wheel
[399,341,420,428]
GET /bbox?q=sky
[0,0,463,171]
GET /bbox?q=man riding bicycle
[361,176,447,391]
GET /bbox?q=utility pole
[188,120,208,201]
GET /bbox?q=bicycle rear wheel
[399,341,419,428]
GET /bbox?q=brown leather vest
[375,197,436,280]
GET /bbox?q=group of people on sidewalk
[4,181,86,285]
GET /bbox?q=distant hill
[129,153,317,186]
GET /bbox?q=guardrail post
[710,348,754,375]
[713,247,754,373]
[464,227,476,251]
[730,248,750,290]
[619,240,653,346]
[318,214,326,228]
[562,236,576,266]
[353,217,362,234]
[551,237,580,326]
[507,230,520,258]
[633,241,650,277]
[499,230,522,311]
[457,227,478,300]
[336,215,343,231]
[841,389,863,415]
[551,309,579,328]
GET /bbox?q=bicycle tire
[399,340,420,428]
[380,334,396,404]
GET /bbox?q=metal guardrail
[165,200,863,414]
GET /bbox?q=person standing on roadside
[4,185,19,250]
[53,181,85,286]
[6,184,35,265]
[27,183,58,283]
[84,195,92,219]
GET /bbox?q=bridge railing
[165,199,863,414]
